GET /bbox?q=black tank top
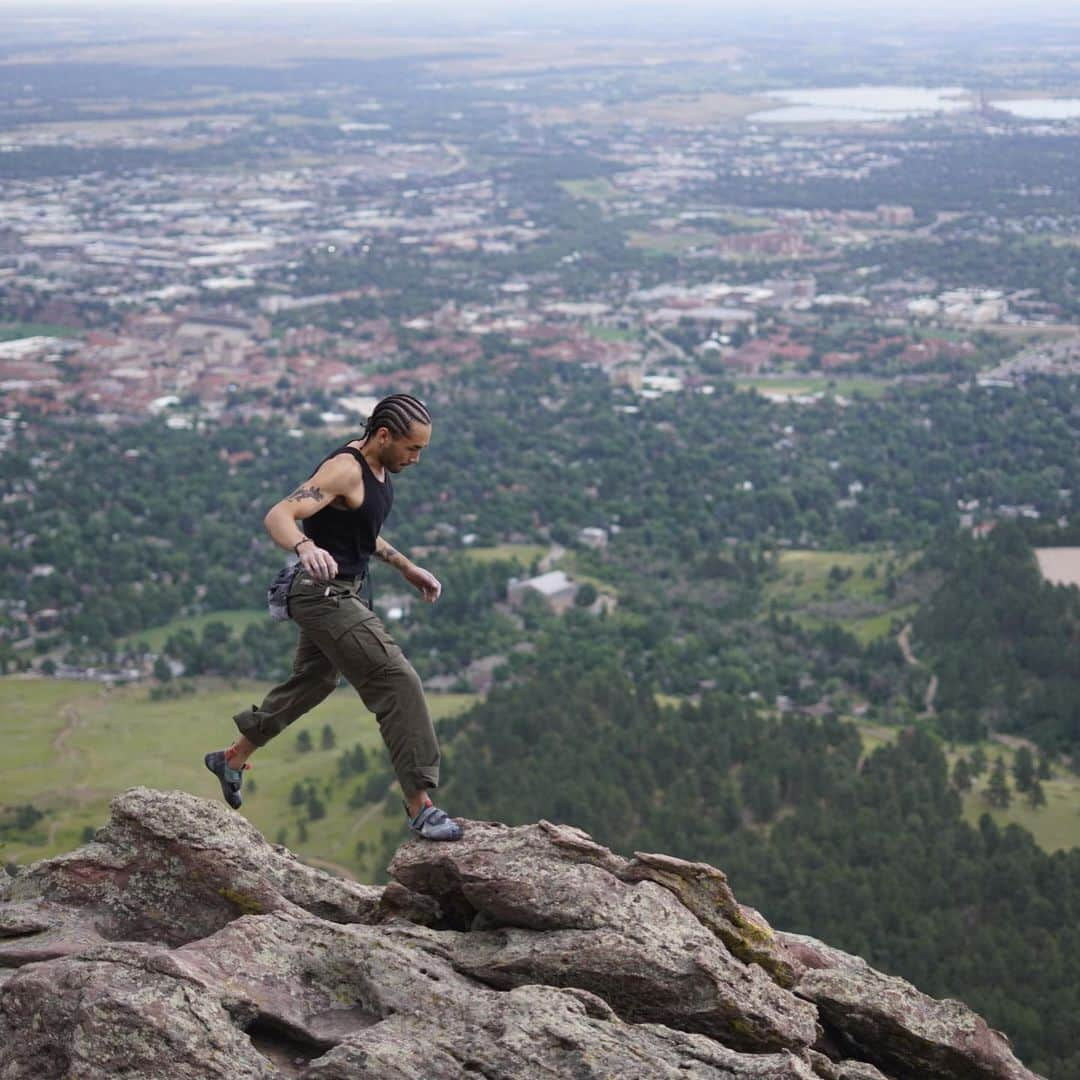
[301,444,393,578]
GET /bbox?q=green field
[557,178,619,201]
[0,676,477,882]
[0,322,83,342]
[763,549,917,643]
[586,324,638,343]
[843,604,920,645]
[734,376,891,400]
[952,741,1080,854]
[850,723,1080,853]
[628,229,714,255]
[460,543,548,567]
[116,609,265,651]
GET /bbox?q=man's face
[378,421,431,473]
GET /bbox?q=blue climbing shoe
[204,750,248,810]
[407,803,463,841]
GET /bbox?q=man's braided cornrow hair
[362,394,431,440]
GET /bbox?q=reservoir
[748,85,971,124]
[992,98,1080,120]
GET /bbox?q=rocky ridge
[0,788,1043,1079]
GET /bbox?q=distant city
[0,11,1078,434]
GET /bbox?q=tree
[1027,780,1047,809]
[289,783,305,807]
[970,745,989,776]
[952,757,973,792]
[984,758,1011,809]
[296,730,313,754]
[321,724,336,751]
[306,793,326,821]
[153,655,172,682]
[338,743,370,778]
[1012,747,1035,793]
[575,583,598,607]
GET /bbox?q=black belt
[333,572,366,585]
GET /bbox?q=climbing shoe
[406,803,463,841]
[204,749,249,810]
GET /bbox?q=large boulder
[1,787,382,958]
[779,933,1040,1080]
[0,789,1046,1079]
[388,819,815,1052]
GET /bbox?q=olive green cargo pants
[233,572,440,796]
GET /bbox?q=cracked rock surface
[0,789,1044,1079]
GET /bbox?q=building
[507,570,579,614]
[578,527,609,550]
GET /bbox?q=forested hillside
[3,365,1079,677]
[440,667,1080,1078]
[916,522,1080,755]
[5,368,1080,1074]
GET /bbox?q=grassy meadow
[733,376,892,400]
[116,609,265,652]
[0,676,477,882]
[763,548,918,643]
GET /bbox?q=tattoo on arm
[375,544,402,566]
[286,485,323,503]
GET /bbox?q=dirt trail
[897,624,938,715]
[52,705,86,762]
[538,543,565,573]
[990,732,1040,755]
[298,785,397,883]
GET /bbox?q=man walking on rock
[205,393,462,841]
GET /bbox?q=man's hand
[298,542,338,582]
[403,563,442,603]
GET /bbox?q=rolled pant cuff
[232,706,272,748]
[402,767,440,795]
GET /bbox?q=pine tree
[1028,780,1047,809]
[1012,747,1035,793]
[984,757,1011,808]
[970,745,989,776]
[321,724,336,751]
[296,730,313,754]
[1037,753,1053,781]
[306,793,326,821]
[952,757,973,792]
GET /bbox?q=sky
[1,0,1077,54]
[3,0,1079,17]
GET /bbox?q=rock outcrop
[0,789,1044,1079]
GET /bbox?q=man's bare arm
[374,535,413,573]
[375,535,442,602]
[263,457,358,579]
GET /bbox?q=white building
[507,570,579,614]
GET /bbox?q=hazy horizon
[3,0,1080,29]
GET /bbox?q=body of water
[748,85,971,124]
[993,98,1080,120]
